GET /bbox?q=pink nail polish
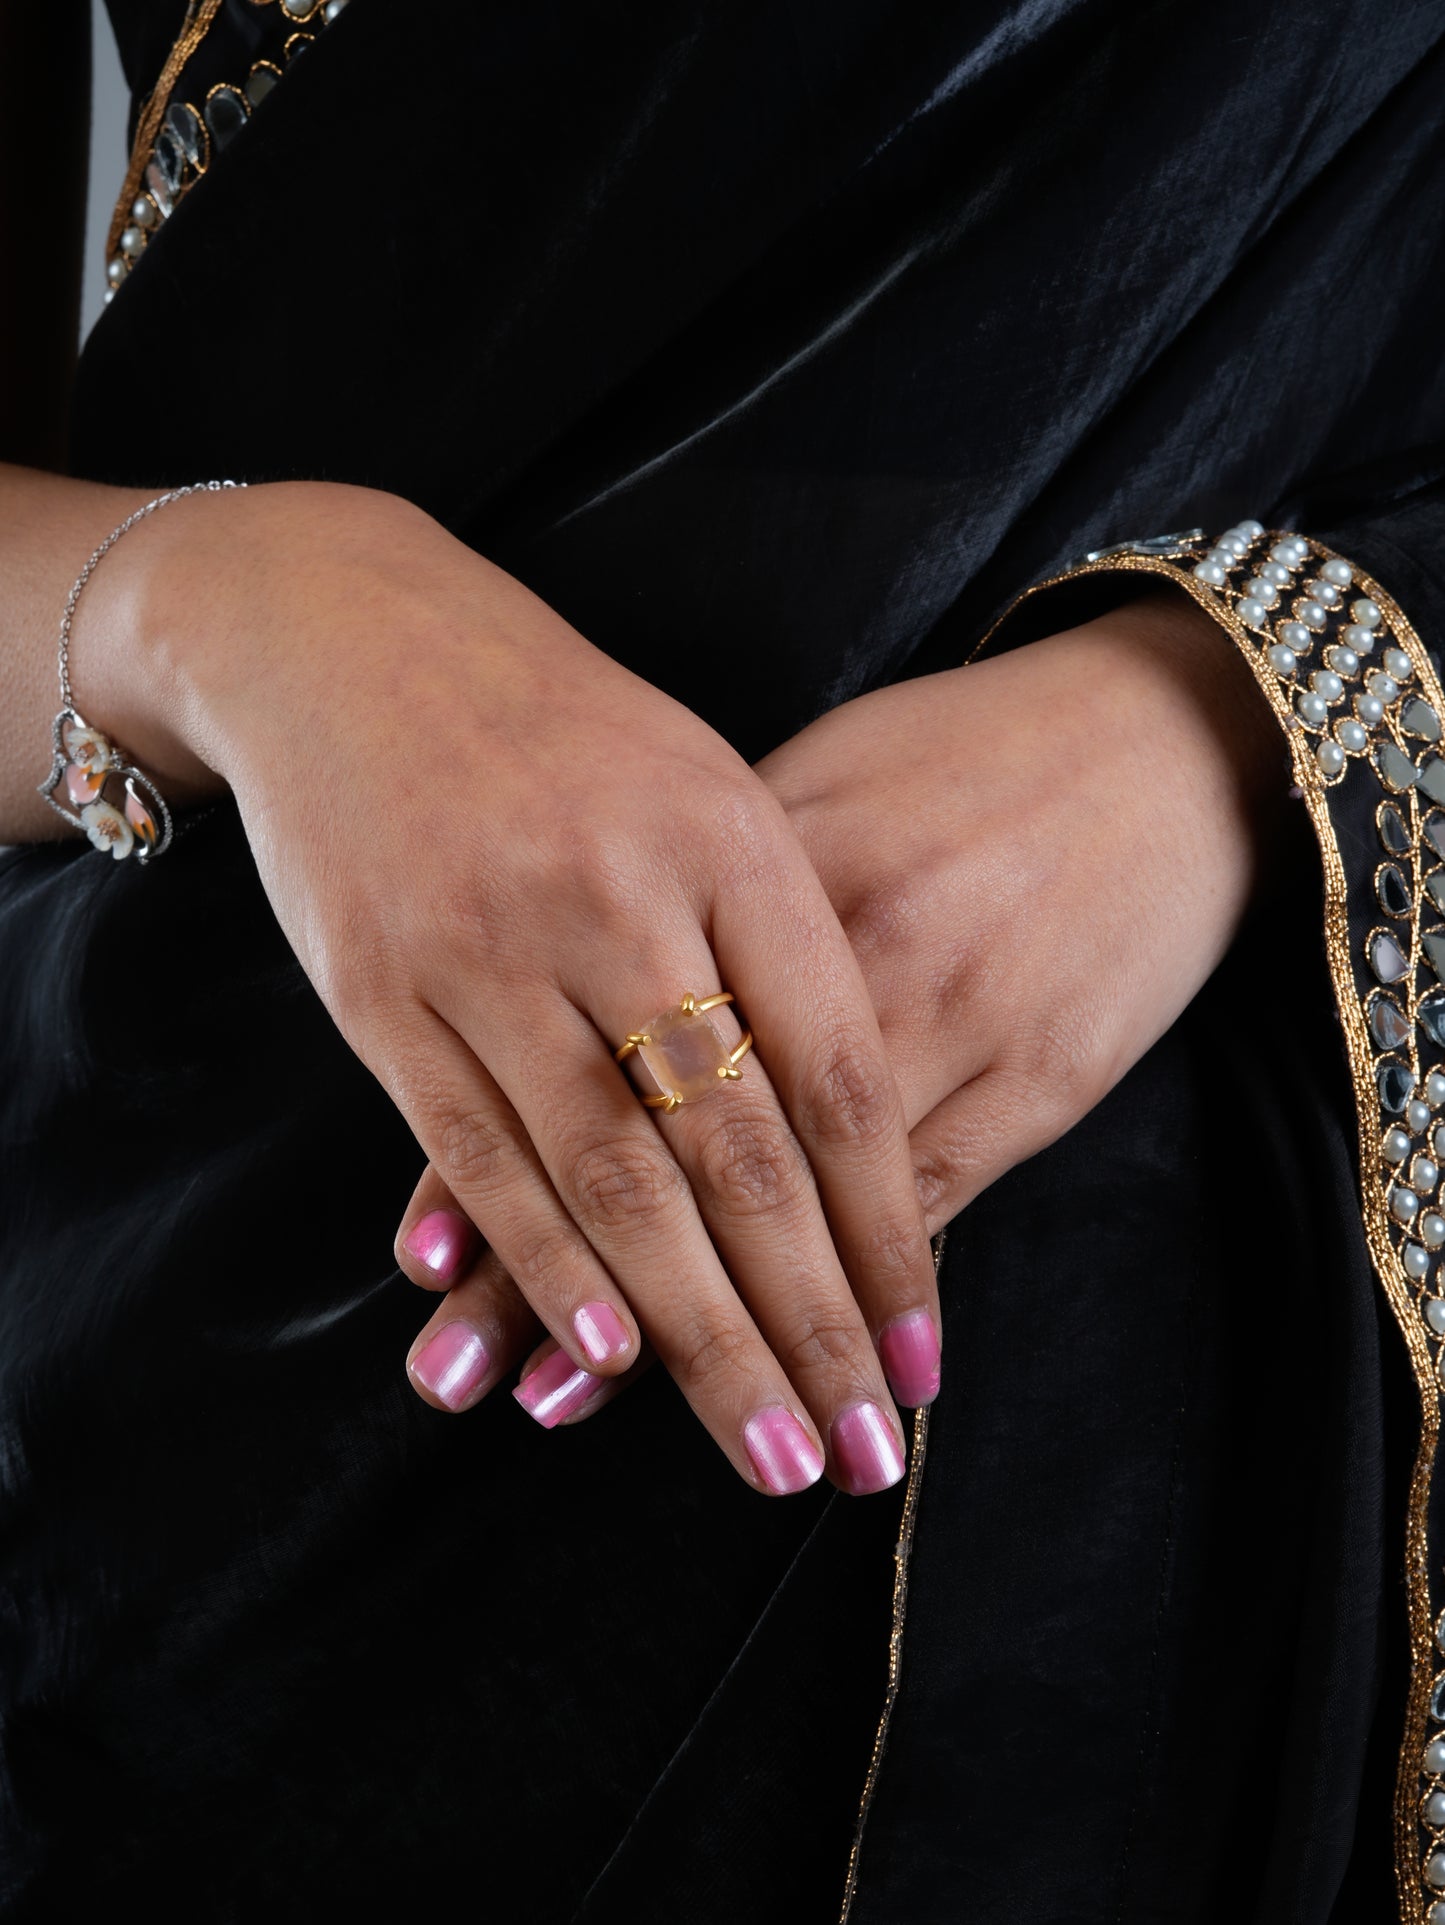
[573,1300,630,1366]
[513,1347,605,1429]
[878,1309,941,1407]
[831,1401,907,1495]
[402,1209,475,1283]
[743,1407,825,1495]
[410,1321,492,1411]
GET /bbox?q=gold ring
[614,991,754,1114]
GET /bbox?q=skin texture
[398,590,1287,1442]
[74,478,939,1496]
[0,455,1277,1491]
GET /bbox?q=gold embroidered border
[839,1228,945,1922]
[966,535,1442,1924]
[105,0,224,262]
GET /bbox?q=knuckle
[667,1310,755,1393]
[503,1215,582,1297]
[693,1110,812,1221]
[850,1213,929,1295]
[570,1136,688,1236]
[776,1309,864,1381]
[437,1105,521,1197]
[801,1028,897,1150]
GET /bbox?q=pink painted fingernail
[831,1401,907,1495]
[402,1209,475,1283]
[878,1309,941,1407]
[573,1300,630,1366]
[743,1407,825,1495]
[410,1321,493,1411]
[513,1347,605,1429]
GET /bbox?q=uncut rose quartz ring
[614,991,754,1114]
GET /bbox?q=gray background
[83,7,134,341]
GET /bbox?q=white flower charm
[80,798,135,860]
[61,717,114,776]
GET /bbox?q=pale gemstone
[637,1005,733,1103]
[64,762,105,806]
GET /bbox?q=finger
[606,977,921,1476]
[387,1004,828,1494]
[512,1333,650,1428]
[432,972,841,1495]
[709,835,941,1408]
[908,1064,1073,1235]
[381,1012,645,1380]
[404,1243,541,1413]
[395,1162,482,1291]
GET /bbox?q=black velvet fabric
[3,0,1444,1916]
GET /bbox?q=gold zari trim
[839,1229,945,1922]
[967,533,1442,1925]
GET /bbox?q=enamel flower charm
[80,799,135,860]
[38,706,173,861]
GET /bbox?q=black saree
[3,0,1445,1917]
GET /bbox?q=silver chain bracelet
[37,478,245,861]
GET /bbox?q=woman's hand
[96,480,939,1496]
[397,590,1284,1423]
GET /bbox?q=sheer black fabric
[2,1,1443,1916]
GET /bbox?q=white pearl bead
[1267,643,1297,675]
[120,224,146,258]
[1237,598,1266,628]
[1242,577,1278,607]
[102,288,115,305]
[1423,1215,1445,1251]
[1258,560,1290,586]
[1410,1100,1434,1134]
[1192,560,1226,586]
[1356,693,1385,725]
[131,195,156,228]
[1427,1738,1445,1774]
[325,0,348,14]
[1417,1157,1442,1191]
[1316,740,1345,776]
[1216,532,1248,556]
[1311,580,1342,608]
[1430,1898,1445,1925]
[1426,1850,1445,1891]
[281,0,314,15]
[1269,541,1301,566]
[1237,518,1265,540]
[1394,1186,1422,1225]
[1298,600,1327,630]
[1326,646,1360,676]
[1352,597,1383,628]
[1342,623,1376,653]
[1406,1243,1433,1281]
[1278,621,1311,650]
[1431,1074,1445,1108]
[1336,719,1367,752]
[1384,1127,1413,1163]
[1322,558,1354,586]
[1311,670,1344,701]
[105,256,126,286]
[1207,547,1237,569]
[1386,647,1414,679]
[1428,1299,1445,1335]
[1368,673,1400,702]
[1296,691,1329,726]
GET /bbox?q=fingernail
[573,1300,630,1366]
[410,1321,492,1411]
[513,1347,605,1429]
[402,1209,475,1283]
[878,1309,941,1407]
[831,1401,907,1495]
[744,1406,825,1495]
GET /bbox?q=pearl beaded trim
[103,0,351,306]
[979,523,1445,1924]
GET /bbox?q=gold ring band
[614,990,754,1114]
